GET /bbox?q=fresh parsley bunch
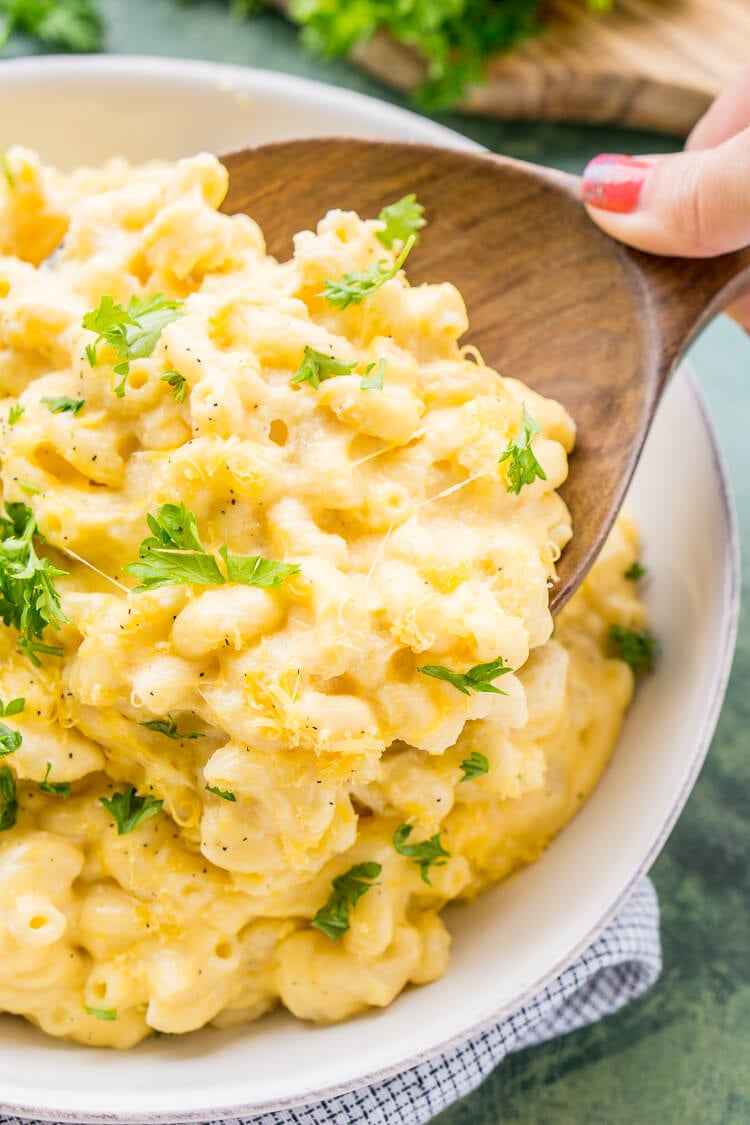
[0,0,102,52]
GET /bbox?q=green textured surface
[5,3,750,1121]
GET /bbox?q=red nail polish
[582,154,651,214]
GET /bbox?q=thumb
[581,126,750,258]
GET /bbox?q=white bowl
[0,55,739,1125]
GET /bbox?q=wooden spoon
[220,139,750,613]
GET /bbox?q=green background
[6,3,750,1121]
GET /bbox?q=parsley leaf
[498,404,547,494]
[140,715,203,740]
[624,561,647,582]
[82,294,184,397]
[38,761,71,798]
[360,358,386,391]
[460,751,489,781]
[19,480,39,495]
[99,786,163,835]
[125,505,299,592]
[0,765,16,831]
[0,699,23,757]
[291,346,355,390]
[85,1006,117,1021]
[160,370,188,403]
[608,625,657,674]
[7,404,23,426]
[311,861,382,940]
[0,502,70,660]
[205,784,236,802]
[0,697,24,717]
[321,234,416,310]
[417,656,511,696]
[219,546,300,589]
[393,824,450,885]
[376,194,426,249]
[41,395,85,416]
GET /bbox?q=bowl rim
[0,53,741,1125]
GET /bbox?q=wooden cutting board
[279,0,750,136]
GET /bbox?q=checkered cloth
[0,878,660,1125]
[217,878,661,1125]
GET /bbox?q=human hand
[581,65,750,329]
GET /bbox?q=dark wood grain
[221,139,750,612]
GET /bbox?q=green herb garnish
[0,150,14,188]
[291,346,355,390]
[417,656,511,696]
[19,481,40,495]
[124,503,299,592]
[99,786,163,835]
[311,861,382,940]
[82,293,184,397]
[16,637,64,667]
[140,715,203,740]
[205,784,236,802]
[393,824,450,885]
[498,405,547,494]
[160,370,188,403]
[0,697,24,758]
[39,761,71,798]
[0,765,16,831]
[624,561,647,581]
[41,395,85,416]
[608,625,657,674]
[321,234,416,310]
[0,502,70,663]
[7,404,23,426]
[85,1006,117,1021]
[460,751,489,781]
[376,194,426,249]
[360,358,386,391]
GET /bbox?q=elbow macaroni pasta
[0,148,647,1046]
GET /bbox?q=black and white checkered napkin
[220,877,661,1125]
[0,878,660,1125]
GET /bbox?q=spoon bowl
[221,138,750,610]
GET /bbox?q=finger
[581,126,750,257]
[687,62,750,151]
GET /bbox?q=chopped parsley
[124,503,299,592]
[82,293,184,397]
[38,762,71,798]
[19,481,40,495]
[7,404,24,426]
[417,656,511,696]
[140,715,203,740]
[608,625,657,675]
[160,370,188,403]
[291,346,355,390]
[17,637,64,667]
[85,1006,117,1021]
[41,395,85,416]
[376,194,426,249]
[205,784,236,802]
[311,861,382,940]
[360,358,386,391]
[0,697,24,717]
[0,766,16,831]
[0,698,24,758]
[321,234,416,310]
[460,751,489,781]
[393,824,450,885]
[99,786,163,835]
[624,561,647,581]
[0,502,70,664]
[498,405,547,494]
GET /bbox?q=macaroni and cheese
[0,149,648,1047]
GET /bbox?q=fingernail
[582,154,652,214]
